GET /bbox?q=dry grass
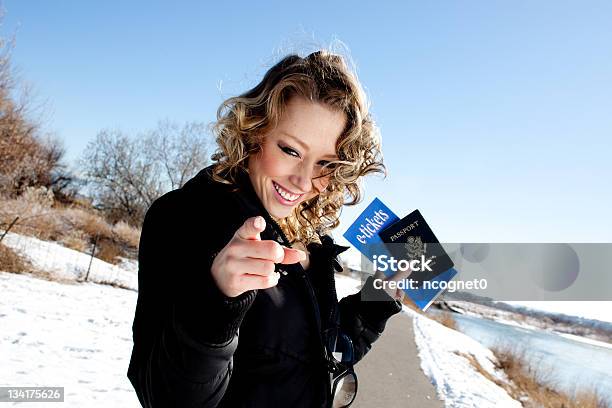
[1,194,141,264]
[1,194,65,241]
[95,238,124,265]
[61,207,113,242]
[0,242,30,273]
[454,351,511,391]
[0,242,77,285]
[431,311,458,330]
[0,193,141,288]
[399,297,459,330]
[94,278,134,291]
[112,220,141,248]
[462,345,611,408]
[27,268,80,285]
[59,234,88,253]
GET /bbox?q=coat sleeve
[338,276,402,363]
[127,191,256,407]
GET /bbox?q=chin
[269,205,295,220]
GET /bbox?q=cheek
[256,144,292,178]
[262,146,294,177]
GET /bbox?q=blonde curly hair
[211,50,385,246]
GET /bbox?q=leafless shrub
[79,120,211,225]
[0,14,74,198]
[0,190,68,241]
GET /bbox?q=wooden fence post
[0,216,20,243]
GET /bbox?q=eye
[317,160,337,170]
[278,144,300,158]
[315,161,337,179]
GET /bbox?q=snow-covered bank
[1,232,137,290]
[504,301,612,324]
[555,332,612,350]
[446,300,612,347]
[408,308,522,408]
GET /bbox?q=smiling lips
[272,181,304,204]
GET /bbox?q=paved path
[352,312,444,408]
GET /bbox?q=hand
[211,216,306,297]
[374,264,411,301]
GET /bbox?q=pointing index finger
[236,216,266,241]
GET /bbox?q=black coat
[127,165,402,407]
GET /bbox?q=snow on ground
[1,235,524,408]
[0,268,362,407]
[1,232,137,290]
[408,308,522,408]
[1,232,140,407]
[0,272,141,407]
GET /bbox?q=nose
[289,162,313,193]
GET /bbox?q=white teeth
[273,182,300,201]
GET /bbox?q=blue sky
[3,1,611,249]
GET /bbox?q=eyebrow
[280,131,338,160]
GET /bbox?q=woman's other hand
[373,266,410,301]
[211,216,306,297]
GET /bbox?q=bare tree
[144,120,210,190]
[0,12,73,198]
[80,121,211,225]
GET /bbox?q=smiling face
[248,96,347,220]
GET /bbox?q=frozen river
[453,312,612,404]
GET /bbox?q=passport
[343,200,458,310]
[378,209,455,283]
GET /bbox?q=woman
[128,50,403,407]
